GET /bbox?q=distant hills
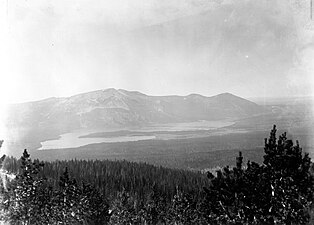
[4,89,313,167]
[6,89,264,133]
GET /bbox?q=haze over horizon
[6,88,314,105]
[0,0,313,104]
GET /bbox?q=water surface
[39,133,156,150]
[39,120,234,150]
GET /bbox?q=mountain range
[6,89,264,134]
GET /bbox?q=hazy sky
[0,0,313,104]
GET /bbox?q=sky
[0,0,313,105]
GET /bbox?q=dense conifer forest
[3,155,208,202]
[0,126,314,224]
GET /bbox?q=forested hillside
[0,126,314,224]
[3,156,208,202]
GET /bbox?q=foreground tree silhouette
[203,125,314,224]
[263,126,314,224]
[166,189,206,225]
[2,149,52,224]
[1,150,111,224]
[108,189,141,225]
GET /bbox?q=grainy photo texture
[0,0,313,224]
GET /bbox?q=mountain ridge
[9,89,250,105]
[6,88,265,133]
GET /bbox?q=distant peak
[213,93,240,98]
[217,92,235,96]
[187,93,206,98]
[211,92,258,105]
[118,89,147,96]
[102,88,118,92]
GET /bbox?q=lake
[39,120,234,150]
[39,133,156,150]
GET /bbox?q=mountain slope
[6,89,264,133]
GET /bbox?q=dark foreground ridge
[0,125,314,224]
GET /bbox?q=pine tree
[139,187,168,224]
[167,188,206,225]
[109,189,140,225]
[261,125,314,224]
[3,149,52,224]
[80,183,111,225]
[202,126,314,224]
[51,167,85,224]
[2,150,111,225]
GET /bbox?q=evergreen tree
[108,189,141,225]
[262,125,314,224]
[80,183,111,225]
[3,149,52,224]
[1,150,111,225]
[139,187,168,224]
[167,189,206,225]
[202,125,314,224]
[51,167,84,224]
